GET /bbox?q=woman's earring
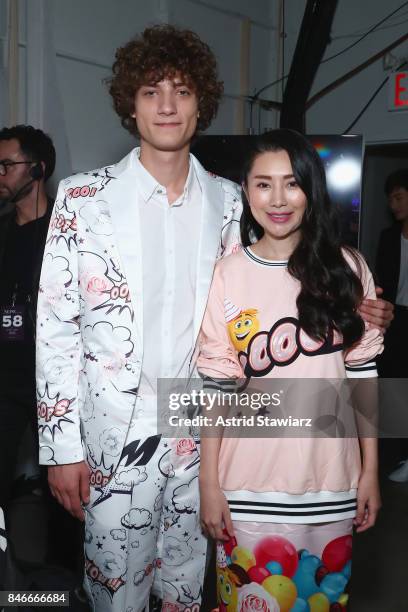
[197,110,200,118]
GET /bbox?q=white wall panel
[17,42,25,122]
[0,0,7,37]
[188,0,274,25]
[55,56,134,173]
[52,0,160,67]
[172,0,243,98]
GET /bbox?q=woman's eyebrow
[253,174,295,179]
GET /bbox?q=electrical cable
[251,1,408,102]
[307,30,408,108]
[331,10,408,40]
[322,1,408,63]
[249,0,285,132]
[343,59,407,134]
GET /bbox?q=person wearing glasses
[0,125,56,516]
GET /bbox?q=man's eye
[177,89,190,96]
[143,90,156,96]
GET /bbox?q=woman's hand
[354,470,381,533]
[200,482,234,541]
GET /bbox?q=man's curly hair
[108,24,224,136]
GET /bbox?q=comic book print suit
[36,149,243,611]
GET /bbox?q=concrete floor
[6,440,408,611]
[349,440,408,612]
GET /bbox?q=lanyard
[11,282,33,307]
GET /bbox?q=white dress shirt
[133,153,202,410]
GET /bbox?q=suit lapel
[108,150,144,347]
[192,156,224,340]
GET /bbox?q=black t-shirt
[0,213,50,385]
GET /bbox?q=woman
[197,129,382,611]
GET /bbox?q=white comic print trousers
[83,433,206,612]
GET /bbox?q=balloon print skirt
[216,519,353,611]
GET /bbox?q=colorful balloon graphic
[338,593,349,607]
[231,546,256,571]
[308,591,330,612]
[266,560,283,575]
[291,597,311,611]
[262,574,297,611]
[329,603,344,611]
[223,533,238,557]
[322,536,352,573]
[320,572,348,603]
[254,536,298,577]
[341,560,352,580]
[315,565,329,586]
[292,552,321,600]
[247,565,270,583]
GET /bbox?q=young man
[36,25,240,612]
[376,168,408,482]
[36,25,392,612]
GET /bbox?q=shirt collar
[133,147,198,204]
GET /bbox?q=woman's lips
[267,212,293,223]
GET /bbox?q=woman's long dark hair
[240,129,364,349]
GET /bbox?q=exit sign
[389,71,408,111]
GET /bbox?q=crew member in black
[0,125,56,512]
[376,168,408,482]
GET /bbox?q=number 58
[2,314,23,327]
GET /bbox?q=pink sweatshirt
[197,246,383,523]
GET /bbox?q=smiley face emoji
[228,309,260,352]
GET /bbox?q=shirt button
[157,188,163,194]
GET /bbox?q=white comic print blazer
[36,148,242,483]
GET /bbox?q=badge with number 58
[0,305,25,341]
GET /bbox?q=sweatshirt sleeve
[197,262,243,381]
[344,250,384,379]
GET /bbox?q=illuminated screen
[191,134,363,248]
